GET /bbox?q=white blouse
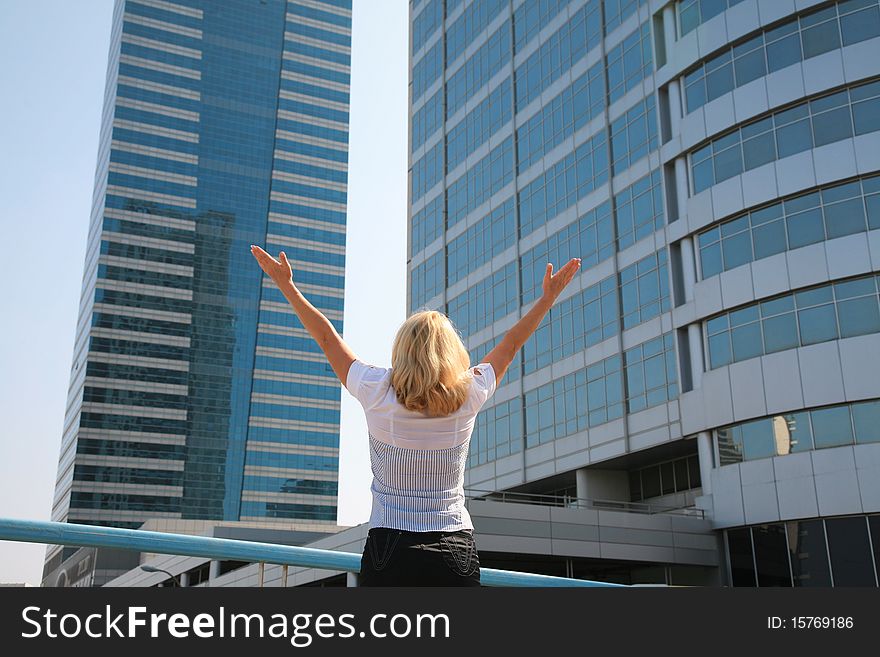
[345,358,497,532]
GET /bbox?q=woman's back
[346,358,497,532]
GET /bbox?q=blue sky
[0,0,408,585]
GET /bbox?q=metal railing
[0,518,631,587]
[464,489,705,518]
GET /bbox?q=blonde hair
[390,310,473,416]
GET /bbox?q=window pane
[714,144,743,182]
[642,466,661,498]
[776,119,813,158]
[762,313,799,353]
[731,322,763,361]
[701,242,723,277]
[709,332,732,368]
[825,516,876,586]
[721,231,752,269]
[824,197,867,238]
[629,470,642,501]
[742,132,776,170]
[852,97,880,136]
[727,528,757,586]
[837,296,880,338]
[742,418,776,460]
[688,454,701,487]
[811,405,854,448]
[852,400,880,444]
[840,6,880,46]
[788,519,832,587]
[801,20,842,59]
[811,106,853,147]
[661,461,675,495]
[784,411,813,453]
[674,458,690,490]
[734,48,767,87]
[766,33,801,73]
[797,304,838,345]
[867,193,880,229]
[693,159,714,193]
[752,219,787,259]
[753,523,792,587]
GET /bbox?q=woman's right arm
[482,257,581,384]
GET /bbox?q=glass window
[731,322,762,361]
[797,304,838,345]
[853,400,880,443]
[742,129,776,170]
[727,528,757,586]
[741,418,776,460]
[784,411,814,453]
[840,2,880,46]
[762,312,798,353]
[700,241,723,277]
[752,219,786,259]
[785,207,825,249]
[733,38,767,87]
[709,332,732,368]
[629,470,642,501]
[800,7,842,59]
[713,142,743,182]
[853,95,880,135]
[775,116,813,158]
[766,22,801,73]
[824,196,866,238]
[642,466,661,497]
[811,405,854,448]
[661,461,675,495]
[705,52,734,102]
[810,104,853,148]
[721,230,752,270]
[753,523,792,586]
[688,454,701,487]
[674,458,690,490]
[825,516,877,586]
[837,295,880,338]
[787,519,832,587]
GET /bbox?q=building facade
[44,0,352,586]
[407,0,880,586]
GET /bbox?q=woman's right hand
[542,258,581,303]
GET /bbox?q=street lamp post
[140,564,180,587]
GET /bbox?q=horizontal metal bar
[0,519,627,587]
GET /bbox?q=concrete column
[688,322,704,390]
[675,156,689,220]
[209,560,220,580]
[667,78,682,137]
[178,571,189,588]
[697,431,713,495]
[346,572,359,587]
[576,467,629,506]
[662,4,677,57]
[680,235,697,302]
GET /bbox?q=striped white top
[345,358,497,532]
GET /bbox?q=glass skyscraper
[44,0,352,585]
[409,0,880,585]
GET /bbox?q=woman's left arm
[250,245,357,386]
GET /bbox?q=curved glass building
[408,0,880,586]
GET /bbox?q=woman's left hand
[251,244,294,288]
